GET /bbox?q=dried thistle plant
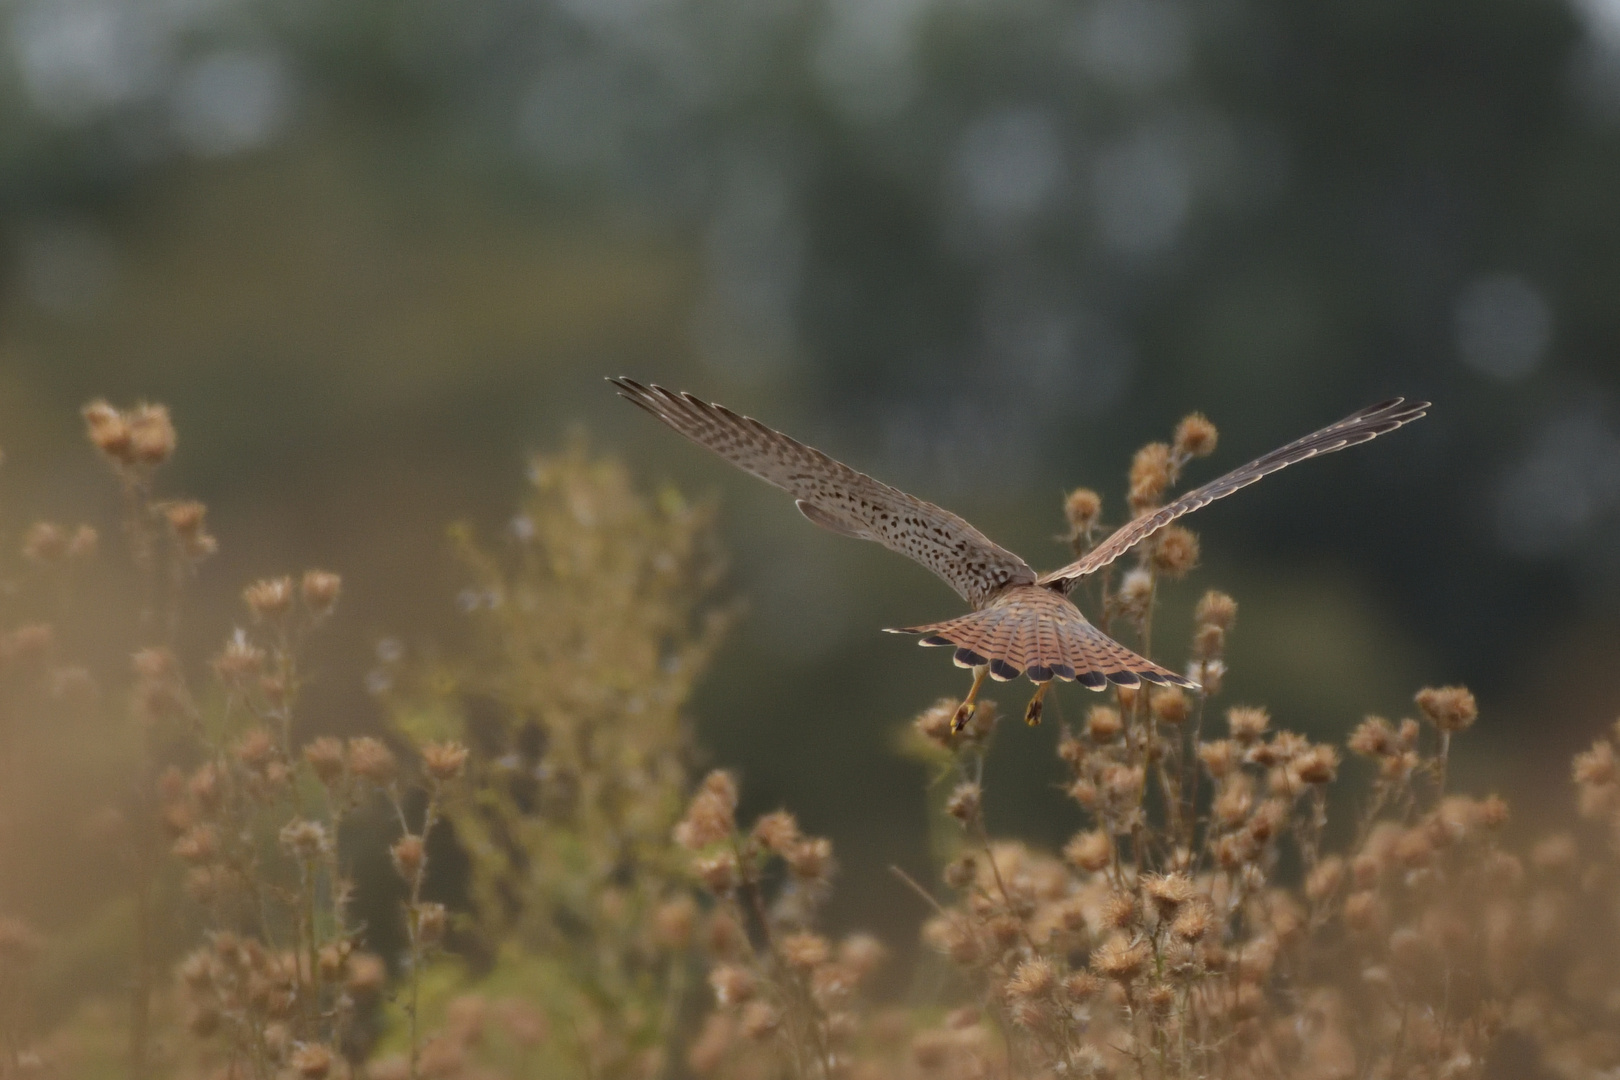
[10,402,1620,1080]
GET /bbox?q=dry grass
[0,402,1617,1079]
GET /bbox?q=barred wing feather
[612,379,1037,607]
[1038,398,1429,588]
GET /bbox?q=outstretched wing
[612,379,1036,607]
[1038,398,1429,588]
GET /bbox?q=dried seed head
[1129,442,1173,512]
[1415,685,1478,733]
[317,942,350,980]
[1293,745,1339,785]
[1151,686,1191,725]
[1174,413,1218,459]
[785,837,834,883]
[1477,793,1510,829]
[172,825,219,864]
[235,728,277,771]
[282,819,330,861]
[1065,488,1102,534]
[1064,830,1113,873]
[348,953,387,996]
[1149,526,1200,579]
[1227,706,1270,743]
[751,810,800,855]
[675,791,735,850]
[214,632,265,685]
[415,902,447,946]
[293,738,341,788]
[422,741,469,782]
[694,851,739,894]
[1247,798,1289,843]
[243,577,294,620]
[945,782,982,823]
[347,737,397,785]
[1191,623,1226,662]
[1195,590,1237,630]
[914,698,958,747]
[128,404,177,466]
[1088,706,1123,742]
[165,500,206,537]
[1199,740,1237,779]
[1091,935,1149,981]
[300,570,341,617]
[83,400,131,462]
[391,834,426,881]
[1143,873,1197,918]
[1170,901,1215,942]
[709,963,756,1006]
[1102,891,1138,930]
[1005,957,1056,1001]
[1348,716,1396,757]
[839,933,887,978]
[1063,972,1103,1001]
[1573,740,1616,787]
[1213,776,1253,828]
[942,854,977,891]
[780,931,830,970]
[1117,568,1154,620]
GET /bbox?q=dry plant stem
[394,783,443,1080]
[117,470,160,1080]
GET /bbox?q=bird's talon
[951,700,978,733]
[1023,682,1050,726]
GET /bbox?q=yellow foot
[1023,682,1050,726]
[951,665,990,733]
[952,699,978,732]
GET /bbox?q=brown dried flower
[347,737,398,784]
[422,741,469,782]
[1415,685,1477,733]
[1174,413,1218,459]
[1065,488,1102,535]
[1064,829,1113,873]
[303,737,346,786]
[1150,526,1200,579]
[1091,935,1149,981]
[779,931,830,970]
[391,834,426,881]
[301,570,342,616]
[945,782,982,823]
[243,576,295,620]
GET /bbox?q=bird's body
[611,378,1427,725]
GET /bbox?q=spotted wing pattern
[612,379,1037,607]
[1038,398,1429,589]
[890,585,1194,689]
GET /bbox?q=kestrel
[612,378,1427,729]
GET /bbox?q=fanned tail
[888,585,1196,691]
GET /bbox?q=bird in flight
[611,378,1427,730]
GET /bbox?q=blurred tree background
[2,0,1619,958]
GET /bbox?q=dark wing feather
[1038,398,1429,588]
[612,378,1036,606]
